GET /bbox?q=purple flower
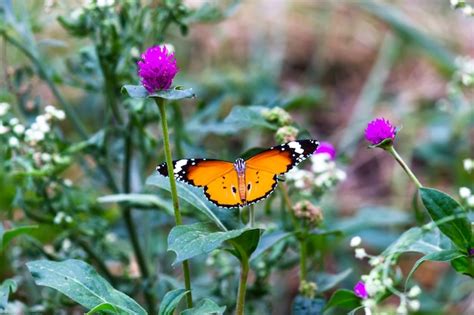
[365,118,397,145]
[469,248,474,256]
[314,141,336,160]
[354,281,368,299]
[137,46,179,93]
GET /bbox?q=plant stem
[235,257,250,315]
[156,98,193,308]
[387,146,423,189]
[299,238,307,281]
[248,205,255,228]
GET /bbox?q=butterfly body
[156,139,319,208]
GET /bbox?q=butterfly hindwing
[245,139,319,175]
[204,173,244,208]
[245,168,277,204]
[156,159,234,187]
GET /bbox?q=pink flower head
[314,141,336,160]
[354,281,368,299]
[365,118,397,145]
[137,45,179,93]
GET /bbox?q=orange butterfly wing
[156,158,243,208]
[244,139,319,203]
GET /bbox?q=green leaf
[1,225,39,252]
[26,259,146,315]
[168,222,260,265]
[97,193,173,215]
[420,188,471,251]
[180,298,226,315]
[159,289,188,315]
[324,289,361,312]
[315,268,352,293]
[250,230,291,261]
[382,226,447,256]
[122,85,195,100]
[146,174,231,231]
[451,256,474,277]
[0,279,17,311]
[228,228,262,261]
[86,302,118,315]
[406,250,466,285]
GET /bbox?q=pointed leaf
[420,188,471,250]
[168,222,260,265]
[159,289,188,315]
[1,225,39,252]
[86,303,118,315]
[26,260,146,315]
[122,85,195,100]
[180,298,226,315]
[324,289,361,312]
[98,193,173,215]
[315,268,352,293]
[250,230,291,261]
[0,279,17,310]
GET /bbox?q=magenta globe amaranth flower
[314,141,336,160]
[137,45,179,93]
[354,281,368,299]
[365,118,397,146]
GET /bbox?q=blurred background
[1,0,473,314]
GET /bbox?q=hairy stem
[387,146,423,189]
[156,98,193,307]
[248,205,255,228]
[299,238,307,281]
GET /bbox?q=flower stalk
[299,238,307,281]
[156,97,193,307]
[387,146,423,189]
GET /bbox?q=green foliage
[0,279,17,311]
[26,260,147,314]
[180,298,226,315]
[324,289,361,312]
[122,85,195,100]
[159,289,188,315]
[0,225,38,252]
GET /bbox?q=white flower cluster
[450,0,474,16]
[459,187,474,207]
[454,56,474,86]
[286,152,346,194]
[53,211,73,225]
[84,0,115,7]
[350,236,422,314]
[464,158,474,173]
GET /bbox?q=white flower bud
[350,236,362,247]
[459,187,471,198]
[463,159,473,172]
[408,299,420,311]
[355,248,367,259]
[8,137,19,147]
[467,195,474,207]
[0,123,9,134]
[408,285,421,297]
[0,102,10,116]
[9,118,19,126]
[13,124,25,135]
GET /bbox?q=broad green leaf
[324,289,361,312]
[122,85,195,100]
[180,298,226,315]
[315,268,352,293]
[26,259,146,315]
[451,256,474,277]
[168,222,260,265]
[1,225,38,251]
[406,250,466,285]
[420,188,471,250]
[0,279,17,310]
[159,289,188,315]
[292,296,325,315]
[98,193,173,215]
[86,302,118,315]
[250,230,291,261]
[146,174,232,231]
[382,226,448,256]
[228,228,262,261]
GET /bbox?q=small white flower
[62,238,72,251]
[130,47,140,58]
[355,248,367,259]
[459,187,471,198]
[350,236,362,247]
[54,109,66,120]
[408,299,420,311]
[382,277,393,287]
[65,215,73,223]
[396,303,408,315]
[362,299,375,308]
[311,154,331,173]
[369,256,382,266]
[408,285,421,298]
[462,5,473,15]
[41,153,52,162]
[467,195,474,207]
[64,179,73,187]
[8,137,19,147]
[0,102,10,116]
[161,43,175,53]
[464,159,473,172]
[450,0,459,7]
[0,123,9,134]
[13,124,25,135]
[335,169,347,181]
[54,212,65,224]
[9,118,19,126]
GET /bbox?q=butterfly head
[233,158,246,175]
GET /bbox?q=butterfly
[156,139,319,208]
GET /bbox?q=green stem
[235,257,250,315]
[387,146,423,189]
[299,238,307,281]
[156,98,193,307]
[248,205,255,228]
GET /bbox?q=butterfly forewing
[156,159,234,187]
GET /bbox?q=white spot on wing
[174,159,188,173]
[288,141,304,154]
